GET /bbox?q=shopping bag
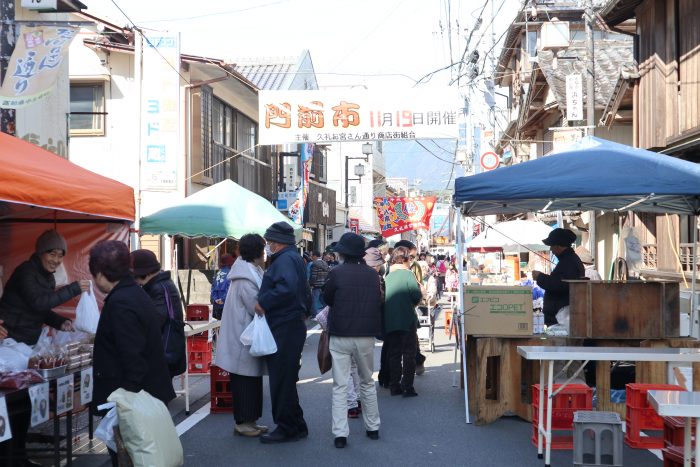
[108,389,183,467]
[315,305,330,331]
[317,331,332,374]
[239,318,255,346]
[94,402,117,452]
[74,282,99,334]
[249,315,277,357]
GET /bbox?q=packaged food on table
[0,370,45,389]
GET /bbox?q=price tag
[80,368,93,405]
[56,375,74,415]
[0,396,11,442]
[29,382,50,427]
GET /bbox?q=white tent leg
[456,211,471,424]
[692,216,698,339]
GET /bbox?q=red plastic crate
[626,383,685,409]
[626,406,665,448]
[664,416,697,449]
[532,409,579,430]
[187,336,212,353]
[210,366,231,395]
[663,445,695,467]
[211,395,233,413]
[186,304,210,321]
[532,384,593,410]
[531,425,573,450]
[188,351,212,373]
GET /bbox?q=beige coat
[214,258,265,377]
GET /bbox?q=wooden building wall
[679,0,700,135]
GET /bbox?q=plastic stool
[573,411,623,467]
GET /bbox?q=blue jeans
[311,287,325,317]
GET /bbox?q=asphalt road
[71,308,661,467]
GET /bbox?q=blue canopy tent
[451,137,700,423]
[454,137,700,216]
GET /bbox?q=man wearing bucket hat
[323,233,382,448]
[255,222,310,444]
[532,228,585,326]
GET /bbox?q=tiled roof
[235,59,296,90]
[536,38,633,110]
[600,0,645,26]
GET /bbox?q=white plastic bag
[249,315,277,357]
[555,306,570,333]
[239,318,255,346]
[94,402,117,452]
[74,282,99,334]
[108,388,183,467]
[0,339,32,371]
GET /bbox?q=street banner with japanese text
[288,143,313,225]
[374,196,436,238]
[259,89,460,145]
[0,26,77,109]
[141,32,180,191]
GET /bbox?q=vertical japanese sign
[566,73,583,122]
[0,26,77,108]
[287,143,313,225]
[141,33,180,191]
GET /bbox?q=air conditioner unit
[540,21,570,51]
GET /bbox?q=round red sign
[480,152,500,171]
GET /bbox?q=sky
[90,0,521,190]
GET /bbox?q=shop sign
[276,191,298,211]
[374,197,436,238]
[0,26,77,108]
[56,375,73,415]
[141,33,180,191]
[566,74,583,121]
[0,397,11,441]
[349,218,360,234]
[259,88,459,144]
[480,151,499,171]
[29,382,50,427]
[552,129,583,153]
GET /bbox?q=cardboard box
[464,286,533,336]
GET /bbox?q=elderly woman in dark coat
[89,240,175,467]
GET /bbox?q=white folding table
[517,346,700,467]
[176,319,222,414]
[648,390,700,467]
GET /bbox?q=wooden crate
[568,280,680,339]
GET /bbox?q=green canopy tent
[140,179,302,240]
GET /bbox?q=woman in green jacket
[383,246,423,397]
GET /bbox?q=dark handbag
[162,284,186,376]
[317,331,332,374]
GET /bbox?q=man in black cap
[255,221,310,443]
[532,228,585,326]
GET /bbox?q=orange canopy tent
[0,133,135,315]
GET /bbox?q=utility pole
[584,0,595,132]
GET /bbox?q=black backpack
[161,284,187,377]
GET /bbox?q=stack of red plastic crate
[661,416,696,466]
[625,383,686,449]
[210,365,233,413]
[186,304,212,374]
[531,383,593,449]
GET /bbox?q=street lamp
[344,142,373,209]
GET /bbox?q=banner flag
[288,143,313,225]
[0,26,77,108]
[374,196,436,238]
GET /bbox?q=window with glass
[69,83,106,135]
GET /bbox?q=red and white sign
[349,218,360,234]
[480,151,499,171]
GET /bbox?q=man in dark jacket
[323,233,382,449]
[255,222,310,444]
[532,228,585,325]
[89,240,176,423]
[308,250,329,317]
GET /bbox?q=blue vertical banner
[288,143,313,225]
